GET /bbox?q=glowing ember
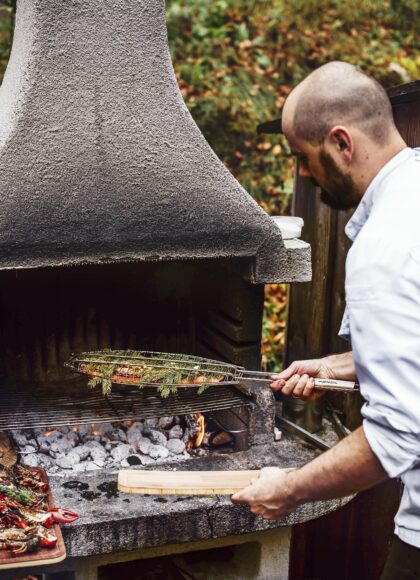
[194,413,205,448]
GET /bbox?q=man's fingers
[302,377,315,398]
[274,364,298,381]
[250,505,266,516]
[280,374,300,395]
[270,378,286,391]
[231,491,249,504]
[291,374,309,397]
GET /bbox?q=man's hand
[231,427,388,521]
[271,351,356,399]
[231,467,300,520]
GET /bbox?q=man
[231,61,420,578]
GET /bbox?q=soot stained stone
[51,440,353,559]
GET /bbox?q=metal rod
[275,415,331,452]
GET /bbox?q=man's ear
[327,126,353,163]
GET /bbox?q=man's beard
[317,148,360,210]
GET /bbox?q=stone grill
[0,0,328,576]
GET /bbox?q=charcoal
[90,446,107,462]
[85,440,104,450]
[166,439,186,455]
[72,445,91,461]
[86,435,102,443]
[22,444,37,454]
[12,432,30,447]
[158,416,174,430]
[14,416,199,475]
[149,429,167,446]
[93,422,114,436]
[77,424,92,438]
[168,425,183,440]
[149,444,169,460]
[110,443,132,463]
[56,450,81,469]
[21,453,40,467]
[66,431,79,446]
[111,428,127,443]
[138,454,155,466]
[38,454,54,470]
[45,430,63,443]
[33,428,45,439]
[85,461,101,471]
[37,436,52,454]
[127,429,144,449]
[138,438,152,455]
[51,439,73,455]
[127,421,144,434]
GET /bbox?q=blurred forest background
[0,0,418,369]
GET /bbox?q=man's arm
[231,425,387,520]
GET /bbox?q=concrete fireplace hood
[0,0,310,283]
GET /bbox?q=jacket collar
[345,147,414,242]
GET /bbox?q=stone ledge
[49,437,353,558]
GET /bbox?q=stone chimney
[0,0,310,283]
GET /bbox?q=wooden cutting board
[118,469,260,495]
[0,467,66,570]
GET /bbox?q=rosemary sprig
[0,484,33,506]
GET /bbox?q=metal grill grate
[0,379,251,430]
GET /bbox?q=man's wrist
[284,468,308,506]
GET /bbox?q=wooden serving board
[0,467,66,570]
[118,469,260,495]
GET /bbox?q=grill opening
[0,258,273,462]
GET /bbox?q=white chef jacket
[339,146,420,548]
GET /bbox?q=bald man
[231,62,420,579]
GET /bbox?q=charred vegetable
[0,465,75,557]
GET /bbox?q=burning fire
[194,413,205,448]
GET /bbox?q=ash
[11,416,205,475]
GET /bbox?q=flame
[194,413,205,448]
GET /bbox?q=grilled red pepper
[40,532,57,548]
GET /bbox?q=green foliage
[166,0,419,214]
[0,1,14,77]
[0,484,32,506]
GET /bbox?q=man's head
[281,62,406,209]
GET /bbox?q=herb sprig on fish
[66,350,227,397]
